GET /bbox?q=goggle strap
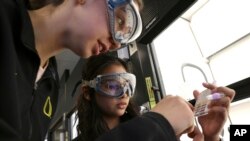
[82,80,96,88]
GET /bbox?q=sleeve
[0,1,22,141]
[95,112,178,141]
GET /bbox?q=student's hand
[187,126,204,141]
[193,83,235,141]
[152,95,195,137]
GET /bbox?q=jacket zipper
[28,83,37,140]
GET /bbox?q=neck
[28,2,71,67]
[103,116,120,130]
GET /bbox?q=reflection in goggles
[82,73,136,98]
[107,0,142,44]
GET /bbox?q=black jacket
[96,112,178,141]
[73,112,177,141]
[0,0,59,140]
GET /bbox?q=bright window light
[191,0,250,57]
[153,18,213,100]
[209,34,250,86]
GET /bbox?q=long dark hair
[75,54,140,141]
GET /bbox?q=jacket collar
[18,0,37,53]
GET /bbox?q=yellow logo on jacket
[43,96,52,118]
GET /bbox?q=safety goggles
[106,0,142,44]
[82,72,136,98]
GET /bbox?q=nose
[109,37,121,50]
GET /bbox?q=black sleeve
[0,1,22,141]
[95,112,178,141]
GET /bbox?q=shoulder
[0,0,28,7]
[0,0,17,10]
[0,0,21,36]
[0,0,26,18]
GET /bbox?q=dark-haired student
[73,54,235,141]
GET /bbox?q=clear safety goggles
[106,0,142,44]
[82,73,136,98]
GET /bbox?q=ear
[81,85,91,100]
[77,0,86,5]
